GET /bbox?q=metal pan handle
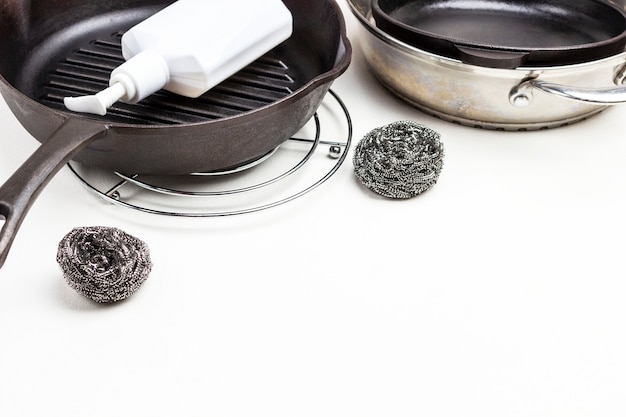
[528,80,626,104]
[509,71,626,107]
[0,118,108,269]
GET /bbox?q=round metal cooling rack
[67,89,352,217]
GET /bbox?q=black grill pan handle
[0,118,108,269]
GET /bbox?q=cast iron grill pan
[0,0,351,269]
[37,31,295,125]
[372,0,626,68]
[0,0,345,176]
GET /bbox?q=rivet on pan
[511,93,532,108]
[509,81,534,108]
[614,63,626,85]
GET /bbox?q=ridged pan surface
[38,31,300,126]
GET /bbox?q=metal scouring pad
[353,121,444,199]
[57,226,152,303]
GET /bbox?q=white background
[1,1,626,416]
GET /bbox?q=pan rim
[350,0,626,73]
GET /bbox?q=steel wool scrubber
[353,121,444,199]
[57,227,152,303]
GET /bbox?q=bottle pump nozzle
[64,51,170,116]
[64,83,128,116]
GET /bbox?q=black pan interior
[0,0,339,125]
[373,0,626,67]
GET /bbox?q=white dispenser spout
[64,51,170,116]
[64,83,127,116]
[63,0,294,116]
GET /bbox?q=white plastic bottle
[64,0,293,116]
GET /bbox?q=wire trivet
[67,90,352,217]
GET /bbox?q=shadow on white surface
[53,273,127,312]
